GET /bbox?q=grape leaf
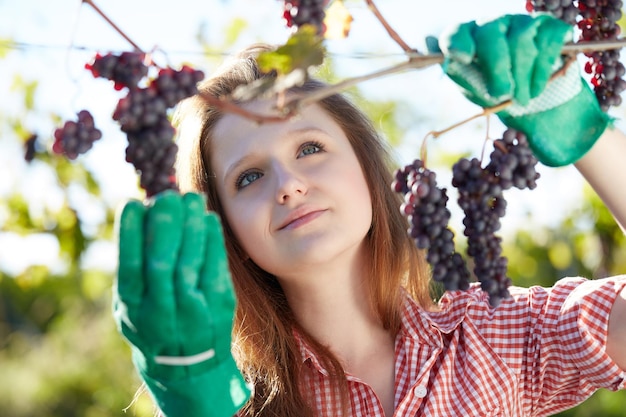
[232,26,326,100]
[257,25,325,76]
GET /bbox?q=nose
[273,162,307,204]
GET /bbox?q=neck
[278,247,398,417]
[279,249,393,368]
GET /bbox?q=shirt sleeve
[492,276,626,415]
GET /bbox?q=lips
[278,206,327,230]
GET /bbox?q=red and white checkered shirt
[296,276,626,416]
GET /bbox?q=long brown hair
[174,44,433,416]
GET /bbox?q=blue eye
[236,171,263,189]
[299,141,324,157]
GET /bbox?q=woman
[114,14,626,417]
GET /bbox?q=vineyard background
[1,0,626,416]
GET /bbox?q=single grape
[24,134,38,162]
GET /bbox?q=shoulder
[424,277,595,332]
[404,276,626,333]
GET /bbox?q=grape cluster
[526,0,626,111]
[89,54,205,197]
[579,0,626,110]
[485,128,540,191]
[452,157,510,307]
[395,129,539,307]
[282,0,327,35]
[125,118,179,194]
[52,110,103,160]
[85,52,148,91]
[455,129,539,306]
[392,160,471,292]
[525,0,578,24]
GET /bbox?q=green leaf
[257,25,325,75]
[4,194,36,234]
[0,38,13,59]
[224,18,248,47]
[10,75,38,111]
[232,27,326,101]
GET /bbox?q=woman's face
[210,101,373,281]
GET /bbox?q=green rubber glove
[113,191,249,417]
[427,14,611,167]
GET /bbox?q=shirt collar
[293,327,330,375]
[398,290,444,347]
[292,290,450,372]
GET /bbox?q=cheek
[221,197,268,257]
[347,167,374,231]
[223,202,251,237]
[343,163,373,211]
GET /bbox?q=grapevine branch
[365,0,418,55]
[174,37,626,124]
[419,100,513,163]
[419,53,577,156]
[80,0,626,125]
[198,92,292,124]
[82,0,144,53]
[418,54,578,163]
[285,37,626,112]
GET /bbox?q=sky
[1,0,622,275]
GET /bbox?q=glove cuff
[499,79,612,167]
[139,355,250,417]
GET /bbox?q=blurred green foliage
[0,57,154,417]
[1,25,625,417]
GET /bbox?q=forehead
[210,101,346,166]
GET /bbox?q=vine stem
[419,101,512,163]
[201,35,626,124]
[198,92,292,124]
[364,0,418,54]
[201,36,626,124]
[284,37,626,114]
[286,53,443,111]
[79,0,626,126]
[82,0,144,53]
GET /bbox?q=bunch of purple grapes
[485,128,541,191]
[395,129,540,307]
[452,157,511,307]
[392,160,471,292]
[525,0,578,24]
[52,110,103,160]
[282,0,327,35]
[85,53,204,196]
[578,0,626,110]
[53,51,204,197]
[110,64,204,196]
[85,51,148,91]
[526,0,626,111]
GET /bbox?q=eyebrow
[222,127,328,183]
[224,153,258,184]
